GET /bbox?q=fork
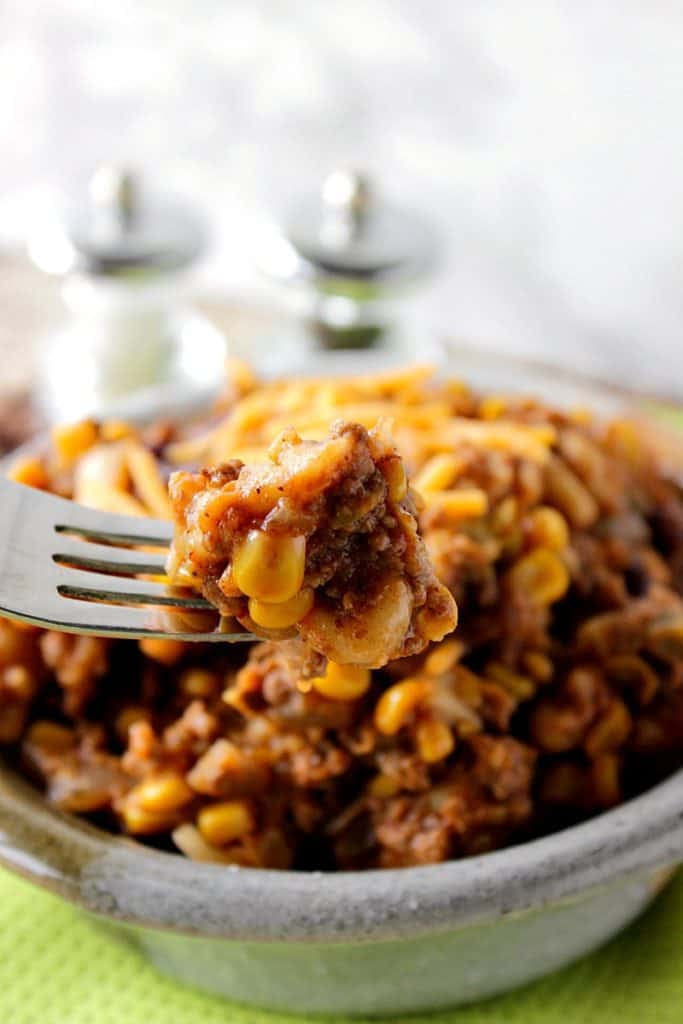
[0,477,256,642]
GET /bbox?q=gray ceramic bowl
[1,347,683,1016]
[0,763,681,1015]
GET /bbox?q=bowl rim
[1,344,683,943]
[1,760,682,943]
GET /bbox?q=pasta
[2,361,683,870]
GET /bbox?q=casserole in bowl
[1,346,683,1014]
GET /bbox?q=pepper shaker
[29,165,226,422]
[256,169,441,371]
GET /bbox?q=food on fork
[3,362,683,870]
[166,420,457,668]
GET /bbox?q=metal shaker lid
[264,169,438,288]
[31,165,206,277]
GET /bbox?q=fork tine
[53,553,168,577]
[54,523,172,548]
[54,570,212,609]
[0,598,247,642]
[52,535,168,576]
[51,494,172,548]
[58,584,212,610]
[0,478,254,643]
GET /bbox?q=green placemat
[1,867,683,1024]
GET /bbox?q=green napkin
[1,866,682,1024]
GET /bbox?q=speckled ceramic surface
[0,761,681,1015]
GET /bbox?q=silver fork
[0,477,255,642]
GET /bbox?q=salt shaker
[256,169,441,373]
[29,165,226,423]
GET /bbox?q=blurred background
[1,0,682,412]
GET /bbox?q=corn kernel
[382,457,407,502]
[507,548,570,606]
[527,506,570,551]
[492,496,519,534]
[232,530,306,603]
[416,717,455,763]
[120,803,178,835]
[8,456,48,489]
[248,588,314,630]
[310,662,372,701]
[374,678,431,735]
[522,650,554,683]
[52,419,99,468]
[130,772,194,814]
[197,800,255,846]
[100,419,135,442]
[139,637,187,666]
[413,453,462,493]
[416,592,458,643]
[479,394,507,420]
[422,488,488,519]
[367,774,401,798]
[180,668,218,699]
[424,639,464,676]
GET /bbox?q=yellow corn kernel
[100,419,135,442]
[492,496,519,534]
[522,650,554,683]
[248,588,314,630]
[382,457,407,502]
[8,456,48,489]
[3,665,35,700]
[310,662,372,701]
[130,772,194,814]
[180,668,218,699]
[485,662,535,700]
[422,488,489,519]
[416,590,458,643]
[232,530,306,603]
[197,800,255,846]
[527,506,570,551]
[413,454,462,493]
[367,774,401,798]
[479,394,507,420]
[416,717,455,763]
[374,678,431,735]
[120,802,178,835]
[507,548,570,606]
[139,637,187,666]
[52,419,99,467]
[424,639,464,677]
[24,720,75,753]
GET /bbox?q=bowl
[1,344,683,1017]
